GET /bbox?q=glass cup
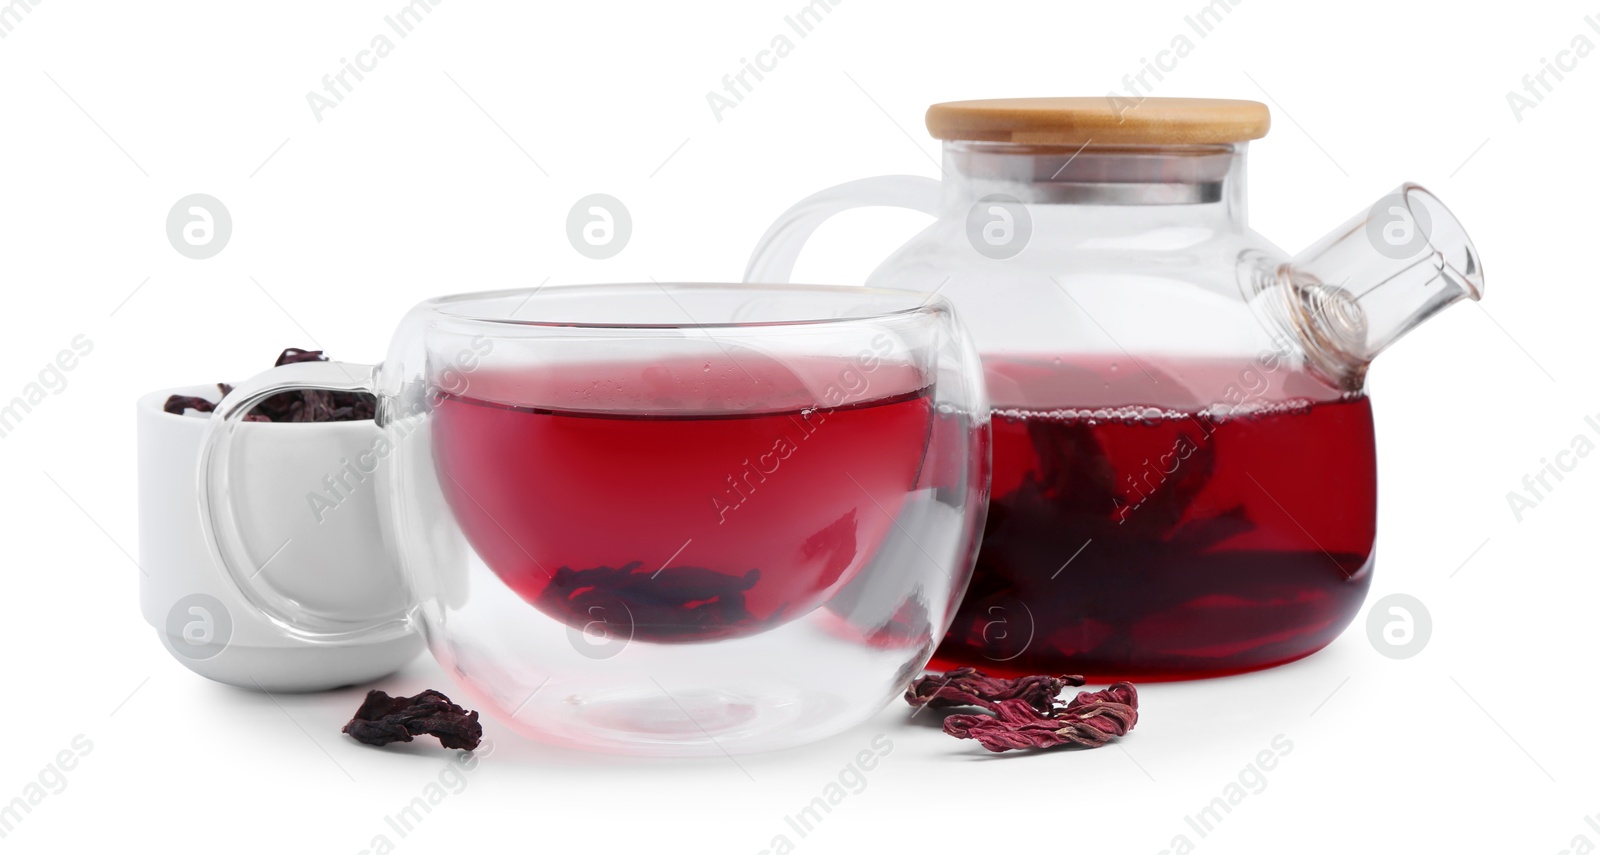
[198,283,990,755]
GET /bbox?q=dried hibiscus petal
[943,698,1092,751]
[1063,681,1139,729]
[342,689,483,751]
[274,347,326,367]
[163,395,216,416]
[905,666,1084,714]
[910,668,1139,754]
[942,683,1139,753]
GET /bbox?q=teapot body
[750,98,1483,680]
[868,141,1378,679]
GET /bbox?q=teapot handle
[743,176,942,283]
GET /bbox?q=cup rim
[420,282,949,330]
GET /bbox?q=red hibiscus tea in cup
[432,352,934,643]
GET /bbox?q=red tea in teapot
[746,99,1486,681]
[933,356,1376,681]
[431,355,934,643]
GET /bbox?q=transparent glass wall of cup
[198,284,989,755]
[747,98,1484,681]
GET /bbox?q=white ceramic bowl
[137,385,423,692]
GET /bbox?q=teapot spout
[1250,183,1484,390]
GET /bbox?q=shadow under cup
[405,284,989,754]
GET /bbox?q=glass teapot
[746,97,1484,680]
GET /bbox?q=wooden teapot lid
[925,97,1270,145]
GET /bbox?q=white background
[0,0,1591,852]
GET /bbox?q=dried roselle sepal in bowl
[274,348,326,366]
[162,347,377,422]
[162,395,216,416]
[904,666,1085,713]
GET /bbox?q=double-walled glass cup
[199,284,989,755]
